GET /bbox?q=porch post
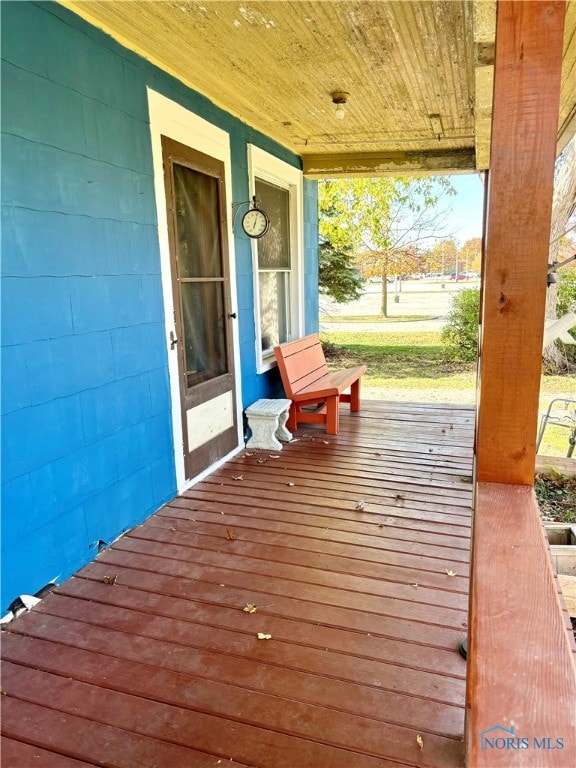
[476,0,566,484]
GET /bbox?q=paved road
[320,278,479,334]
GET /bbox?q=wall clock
[242,206,270,239]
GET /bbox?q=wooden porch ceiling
[2,401,475,767]
[60,0,576,176]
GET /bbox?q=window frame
[248,145,303,372]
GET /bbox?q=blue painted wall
[1,1,318,611]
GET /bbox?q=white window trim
[247,145,303,373]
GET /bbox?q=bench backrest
[274,334,329,398]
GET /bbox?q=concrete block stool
[245,398,292,450]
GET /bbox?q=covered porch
[2,401,475,767]
[2,0,576,765]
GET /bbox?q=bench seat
[274,334,367,435]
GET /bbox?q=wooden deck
[1,401,475,768]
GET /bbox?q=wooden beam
[466,483,576,767]
[476,0,566,484]
[302,149,476,179]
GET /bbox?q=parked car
[450,272,469,280]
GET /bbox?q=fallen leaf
[449,424,454,430]
[257,632,272,640]
[257,459,267,464]
[355,500,365,510]
[226,529,237,541]
[411,583,419,588]
[291,438,299,442]
[373,452,382,456]
[0,690,6,696]
[445,569,457,577]
[232,475,244,481]
[287,482,295,487]
[170,526,176,531]
[102,574,118,585]
[245,451,254,456]
[417,734,424,750]
[322,440,329,444]
[243,603,257,614]
[441,428,446,434]
[269,454,280,459]
[378,524,384,528]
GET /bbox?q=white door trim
[147,88,243,492]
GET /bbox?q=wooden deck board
[1,401,472,768]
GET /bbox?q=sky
[444,173,485,244]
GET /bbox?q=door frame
[147,89,243,491]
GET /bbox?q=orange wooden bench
[274,334,367,435]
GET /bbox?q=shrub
[442,288,480,362]
[555,268,576,365]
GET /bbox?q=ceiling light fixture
[429,113,443,139]
[331,91,349,120]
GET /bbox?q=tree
[318,240,363,303]
[356,245,424,315]
[459,237,482,274]
[318,177,456,316]
[430,239,458,277]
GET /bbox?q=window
[248,146,303,370]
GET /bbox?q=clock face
[242,208,269,239]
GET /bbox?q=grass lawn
[322,329,575,457]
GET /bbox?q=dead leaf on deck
[102,574,118,585]
[245,451,255,456]
[257,632,272,640]
[411,583,419,588]
[373,452,382,456]
[322,440,329,444]
[445,569,457,577]
[417,734,424,750]
[243,603,257,614]
[394,494,404,507]
[257,459,267,464]
[355,500,365,510]
[226,529,237,541]
[232,475,244,481]
[287,482,295,487]
[269,455,280,459]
